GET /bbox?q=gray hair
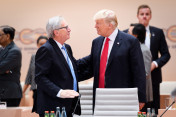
[93,9,118,27]
[46,16,64,38]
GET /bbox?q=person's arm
[130,39,146,104]
[0,48,21,74]
[22,84,29,94]
[76,55,93,82]
[153,29,170,69]
[66,44,93,81]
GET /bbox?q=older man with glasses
[35,16,81,117]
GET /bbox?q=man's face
[54,20,71,42]
[95,19,110,37]
[137,8,151,27]
[0,29,8,46]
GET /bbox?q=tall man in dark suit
[0,25,22,107]
[137,5,170,114]
[35,16,81,117]
[78,9,146,111]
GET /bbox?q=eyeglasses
[55,25,69,30]
[0,33,6,36]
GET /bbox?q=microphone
[72,94,81,116]
[160,88,176,117]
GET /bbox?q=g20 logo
[15,28,47,45]
[167,25,176,42]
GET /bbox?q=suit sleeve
[130,39,146,102]
[77,55,93,82]
[35,47,60,98]
[0,49,21,74]
[155,29,170,68]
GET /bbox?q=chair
[94,88,139,117]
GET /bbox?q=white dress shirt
[145,25,158,68]
[100,28,118,63]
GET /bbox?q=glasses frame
[55,25,68,30]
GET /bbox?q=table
[158,109,176,117]
[0,107,38,117]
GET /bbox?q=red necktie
[99,38,110,88]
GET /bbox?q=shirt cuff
[56,89,63,97]
[153,61,158,68]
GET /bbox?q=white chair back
[94,88,139,117]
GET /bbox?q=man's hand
[151,62,156,71]
[139,103,145,110]
[60,90,79,98]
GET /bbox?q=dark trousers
[32,89,37,112]
[151,83,160,114]
[1,98,21,107]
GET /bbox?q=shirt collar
[108,28,118,41]
[146,25,150,32]
[54,40,64,49]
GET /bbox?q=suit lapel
[49,39,71,73]
[149,26,155,52]
[106,30,122,68]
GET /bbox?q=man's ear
[53,30,58,36]
[6,34,11,40]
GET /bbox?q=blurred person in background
[22,35,48,112]
[0,25,22,107]
[137,4,170,114]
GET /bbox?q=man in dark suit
[78,9,146,111]
[137,5,170,114]
[35,16,81,117]
[0,25,22,107]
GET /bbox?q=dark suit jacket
[149,26,170,84]
[78,30,146,110]
[35,38,81,115]
[0,41,22,99]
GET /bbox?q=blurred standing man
[35,16,80,117]
[0,25,22,107]
[137,5,171,114]
[78,9,146,111]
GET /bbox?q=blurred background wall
[0,0,176,83]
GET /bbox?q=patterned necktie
[99,38,110,88]
[61,46,77,91]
